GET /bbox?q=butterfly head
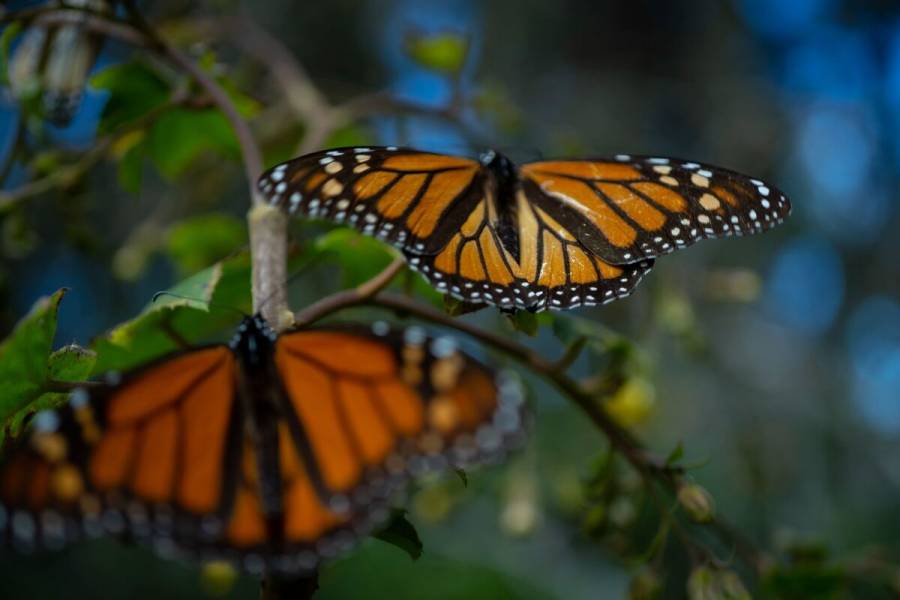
[231,314,278,366]
[480,149,517,187]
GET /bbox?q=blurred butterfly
[0,315,524,574]
[258,147,791,311]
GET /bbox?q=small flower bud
[687,565,750,600]
[629,567,663,600]
[677,483,716,523]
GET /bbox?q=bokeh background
[1,0,899,598]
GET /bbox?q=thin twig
[293,257,406,326]
[119,4,264,192]
[176,16,332,124]
[119,3,288,328]
[0,91,198,213]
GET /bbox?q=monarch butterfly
[0,315,524,574]
[258,147,791,311]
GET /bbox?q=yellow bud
[605,377,656,427]
[677,484,716,523]
[200,561,237,597]
[687,565,750,600]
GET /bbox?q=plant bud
[687,565,750,600]
[629,567,663,600]
[677,483,716,523]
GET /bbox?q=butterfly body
[229,317,286,540]
[0,316,524,574]
[481,150,524,263]
[258,146,790,311]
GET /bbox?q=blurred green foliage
[0,289,94,443]
[403,31,469,75]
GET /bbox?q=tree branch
[293,258,406,326]
[119,3,288,327]
[0,91,200,214]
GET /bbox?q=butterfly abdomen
[483,151,523,262]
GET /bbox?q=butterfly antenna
[151,291,247,318]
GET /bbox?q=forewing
[0,347,241,554]
[257,146,484,255]
[520,156,791,264]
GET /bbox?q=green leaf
[0,289,67,438]
[665,441,684,467]
[507,310,538,336]
[90,60,170,134]
[0,21,23,87]
[314,229,396,288]
[146,108,240,180]
[49,344,97,383]
[319,539,555,599]
[453,468,468,487]
[687,566,751,600]
[373,510,423,561]
[3,344,97,440]
[91,253,253,374]
[442,296,487,316]
[763,564,846,599]
[166,213,247,276]
[404,31,469,75]
[117,136,146,195]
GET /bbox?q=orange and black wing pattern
[257,146,484,254]
[520,156,791,264]
[0,322,524,574]
[403,188,653,310]
[0,346,244,555]
[272,324,525,509]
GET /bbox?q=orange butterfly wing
[402,188,653,310]
[259,148,790,312]
[0,346,240,551]
[0,323,525,575]
[273,326,525,507]
[519,156,791,264]
[258,146,483,254]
